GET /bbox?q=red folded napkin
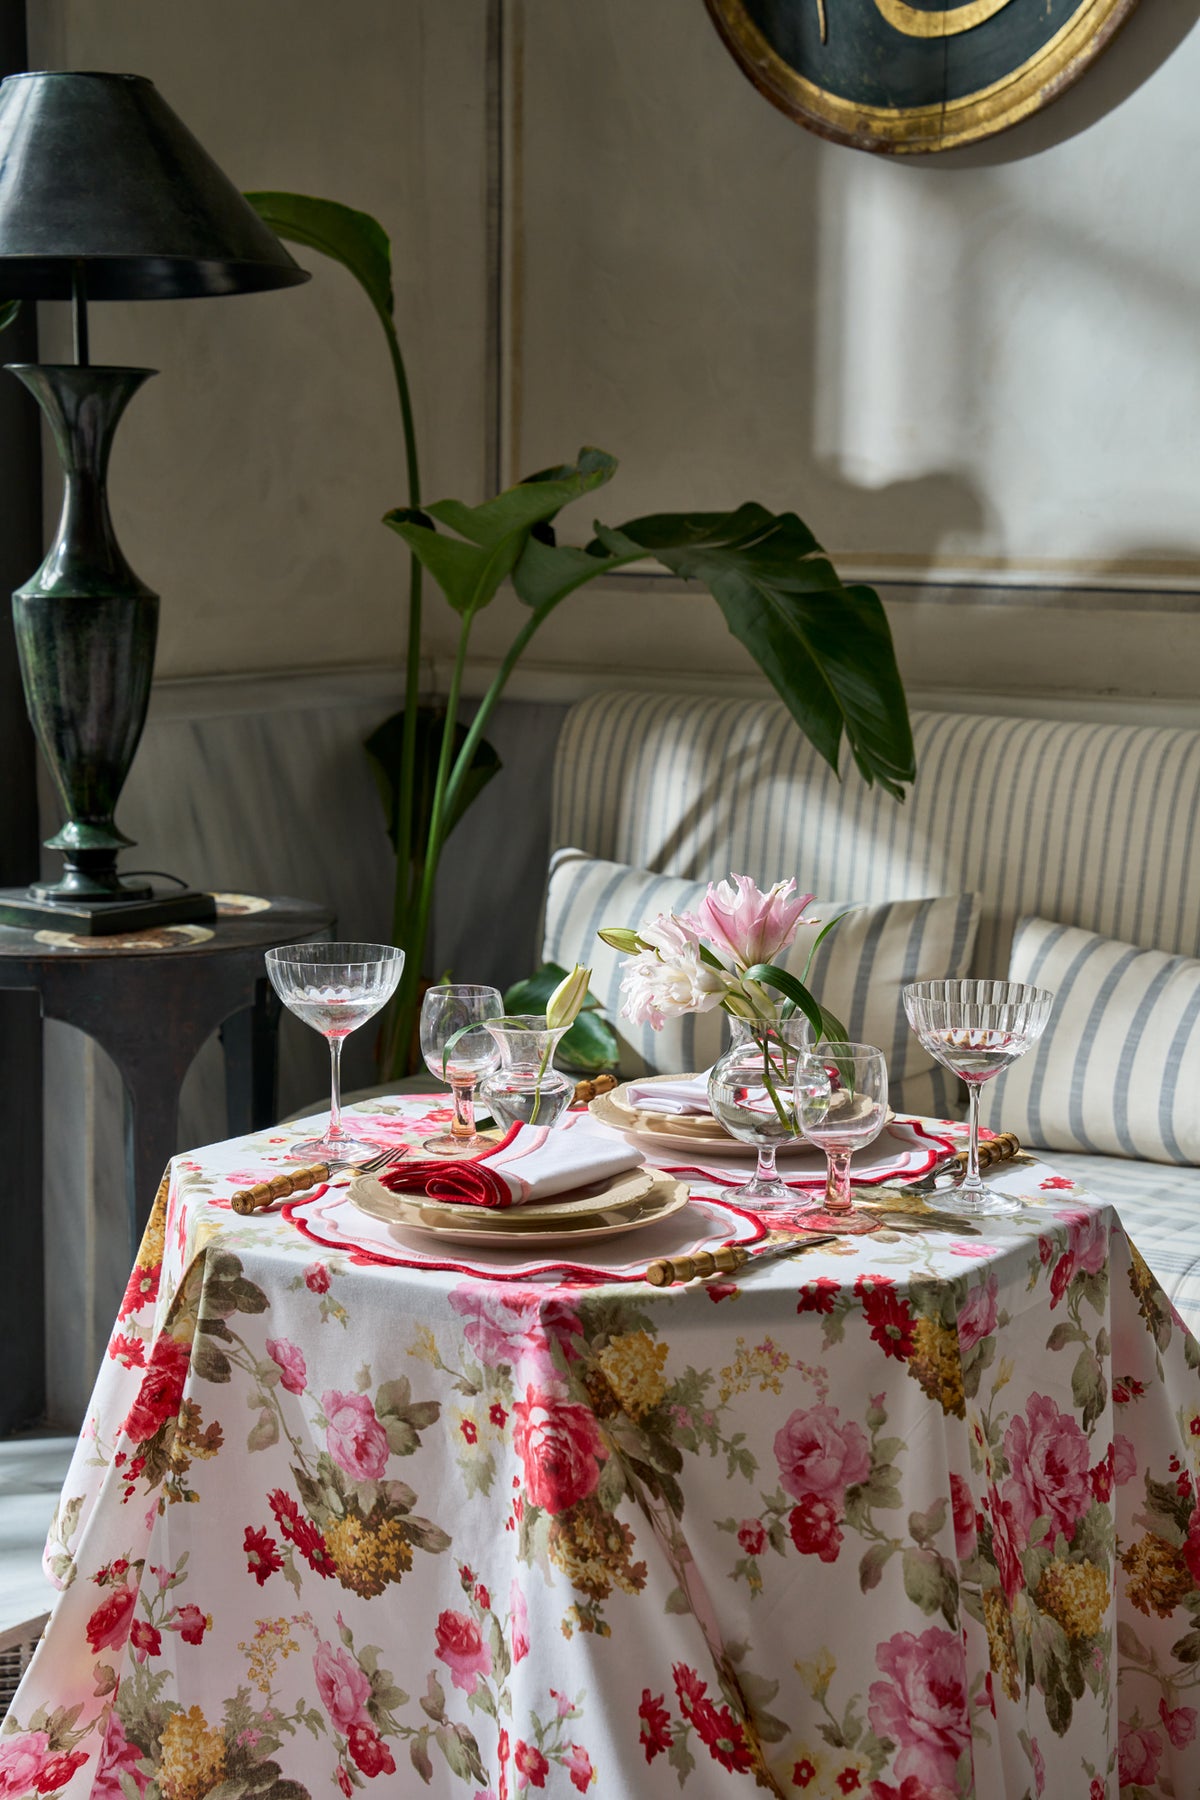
[379,1117,644,1209]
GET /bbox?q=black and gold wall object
[705,0,1140,153]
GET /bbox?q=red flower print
[672,1665,752,1773]
[122,1333,190,1445]
[244,1525,282,1586]
[798,1275,841,1315]
[461,1418,478,1444]
[512,1386,607,1515]
[794,1757,818,1789]
[870,1780,946,1800]
[34,1749,88,1792]
[949,1474,977,1559]
[705,1282,739,1302]
[789,1494,843,1563]
[490,1401,509,1428]
[337,1767,353,1798]
[304,1262,331,1294]
[435,1609,492,1694]
[836,1769,863,1794]
[1113,1377,1145,1405]
[1049,1254,1074,1308]
[108,1332,145,1368]
[475,1583,490,1610]
[673,1664,707,1716]
[564,1743,594,1792]
[118,1258,161,1321]
[638,1690,672,1763]
[737,1519,767,1556]
[855,1275,916,1360]
[515,1739,549,1788]
[1184,1507,1200,1585]
[173,1603,208,1644]
[85,1583,137,1654]
[1089,1783,1104,1800]
[1118,1721,1162,1789]
[269,1488,337,1576]
[347,1723,396,1779]
[1040,1176,1076,1190]
[1089,1444,1114,1503]
[988,1491,1024,1602]
[130,1618,161,1660]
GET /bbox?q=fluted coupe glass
[265,942,404,1163]
[419,983,504,1154]
[794,1042,889,1234]
[903,979,1053,1215]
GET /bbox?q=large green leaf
[245,192,393,322]
[385,449,618,620]
[512,531,627,610]
[593,508,915,797]
[503,963,619,1074]
[364,707,500,859]
[0,300,20,332]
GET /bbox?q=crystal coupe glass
[265,941,404,1163]
[794,1042,889,1234]
[903,979,1053,1215]
[419,983,504,1154]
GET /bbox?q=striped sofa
[543,691,1200,1326]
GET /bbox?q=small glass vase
[480,1015,574,1131]
[706,1016,811,1208]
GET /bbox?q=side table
[0,895,332,1431]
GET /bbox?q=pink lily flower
[699,874,816,969]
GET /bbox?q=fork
[230,1144,410,1215]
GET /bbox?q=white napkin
[383,1115,644,1208]
[626,1072,714,1115]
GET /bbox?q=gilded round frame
[704,0,1142,154]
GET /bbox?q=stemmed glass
[706,1018,811,1209]
[903,979,1053,1215]
[265,942,404,1162]
[793,1043,889,1234]
[419,983,504,1155]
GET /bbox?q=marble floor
[0,1434,73,1635]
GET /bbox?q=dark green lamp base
[0,883,216,935]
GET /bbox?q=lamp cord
[121,870,191,890]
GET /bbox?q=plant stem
[441,595,555,828]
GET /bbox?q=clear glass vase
[706,1016,811,1208]
[480,1015,574,1131]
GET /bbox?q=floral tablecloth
[6,1095,1200,1800]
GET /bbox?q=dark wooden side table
[0,896,332,1430]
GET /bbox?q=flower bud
[546,963,591,1031]
[597,927,643,955]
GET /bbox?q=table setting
[7,891,1200,1800]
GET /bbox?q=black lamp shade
[0,70,310,299]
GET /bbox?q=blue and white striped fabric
[549,695,1200,979]
[980,917,1200,1164]
[1032,1150,1200,1333]
[542,847,979,1115]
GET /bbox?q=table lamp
[0,70,309,933]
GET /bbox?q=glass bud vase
[707,1016,811,1208]
[480,1015,574,1131]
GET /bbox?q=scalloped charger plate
[348,1165,690,1247]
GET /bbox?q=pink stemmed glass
[793,1043,889,1234]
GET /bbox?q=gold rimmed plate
[349,1165,690,1247]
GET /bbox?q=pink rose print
[304,1262,330,1294]
[1159,1697,1197,1748]
[93,1709,149,1800]
[564,1743,595,1792]
[774,1403,871,1508]
[85,1582,137,1654]
[949,1474,977,1559]
[868,1780,947,1800]
[789,1493,843,1563]
[315,1640,372,1732]
[322,1390,389,1481]
[435,1609,493,1694]
[173,1603,208,1645]
[1001,1392,1091,1544]
[1030,1736,1045,1796]
[1112,1434,1137,1487]
[0,1732,52,1800]
[1118,1721,1162,1788]
[448,1284,582,1380]
[512,1386,607,1514]
[988,1492,1024,1601]
[955,1272,998,1353]
[737,1519,767,1556]
[510,1577,530,1663]
[1056,1207,1108,1274]
[266,1337,308,1395]
[347,1723,396,1779]
[949,1241,993,1259]
[867,1627,971,1792]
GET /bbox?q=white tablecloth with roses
[6,1093,1200,1800]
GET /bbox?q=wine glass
[793,1043,889,1234]
[903,979,1053,1215]
[265,942,404,1163]
[706,1018,811,1209]
[419,983,504,1155]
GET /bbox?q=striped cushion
[1028,1150,1200,1334]
[550,695,1200,981]
[542,848,980,1115]
[980,917,1200,1164]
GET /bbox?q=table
[7,1097,1199,1800]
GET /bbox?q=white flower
[638,909,705,959]
[619,945,736,1029]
